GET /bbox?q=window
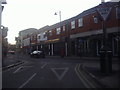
[63,25,66,32]
[78,18,83,27]
[49,30,52,36]
[43,32,46,38]
[116,7,120,19]
[93,17,98,24]
[56,27,61,35]
[71,21,75,29]
[38,34,41,39]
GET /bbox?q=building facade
[16,28,38,54]
[18,2,120,57]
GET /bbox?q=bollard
[99,49,106,73]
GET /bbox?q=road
[2,54,98,88]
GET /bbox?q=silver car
[30,50,45,58]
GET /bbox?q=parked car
[30,50,45,58]
[8,50,15,54]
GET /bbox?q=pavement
[2,54,24,70]
[2,54,120,88]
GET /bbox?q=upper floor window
[43,32,46,38]
[63,25,66,32]
[116,7,120,19]
[38,34,41,39]
[93,17,98,24]
[71,21,75,29]
[78,18,83,27]
[49,30,52,36]
[56,27,61,35]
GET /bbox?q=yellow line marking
[77,64,96,88]
[75,64,90,88]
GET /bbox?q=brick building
[43,2,120,57]
[19,2,120,57]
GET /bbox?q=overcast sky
[2,0,111,44]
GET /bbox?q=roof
[38,25,50,33]
[48,2,119,29]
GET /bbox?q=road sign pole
[98,6,112,74]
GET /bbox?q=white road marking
[41,63,47,69]
[51,67,69,80]
[13,67,22,74]
[13,66,33,74]
[19,73,36,88]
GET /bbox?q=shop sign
[45,38,60,43]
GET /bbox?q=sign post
[97,7,112,74]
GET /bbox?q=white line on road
[51,67,69,80]
[41,63,47,69]
[13,67,22,74]
[19,73,36,88]
[13,66,33,74]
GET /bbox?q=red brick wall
[48,4,120,40]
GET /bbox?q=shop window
[78,18,83,27]
[71,21,75,29]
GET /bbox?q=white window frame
[78,18,83,27]
[71,21,75,29]
[63,25,66,32]
[56,27,61,35]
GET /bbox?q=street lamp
[54,11,61,23]
[0,0,7,89]
[54,11,64,56]
[0,0,7,67]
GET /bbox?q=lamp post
[0,0,7,68]
[54,11,62,39]
[54,11,61,23]
[0,0,7,89]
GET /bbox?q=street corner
[2,61,24,71]
[75,63,106,88]
[81,64,107,88]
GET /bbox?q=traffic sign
[97,7,112,21]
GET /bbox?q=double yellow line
[75,64,96,88]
